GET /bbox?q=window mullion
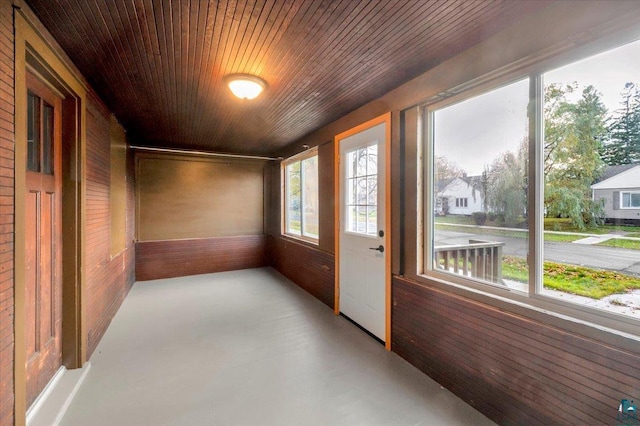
[529,73,544,296]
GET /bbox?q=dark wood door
[25,71,63,408]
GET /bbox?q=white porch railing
[434,239,505,284]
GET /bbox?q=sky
[434,37,640,176]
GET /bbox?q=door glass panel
[27,92,40,172]
[42,103,54,175]
[346,144,378,236]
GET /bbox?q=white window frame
[620,191,640,209]
[282,148,319,244]
[419,33,640,338]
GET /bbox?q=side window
[282,150,319,242]
[424,36,640,327]
[429,78,530,287]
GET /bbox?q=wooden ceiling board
[25,0,551,155]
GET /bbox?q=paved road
[436,230,640,277]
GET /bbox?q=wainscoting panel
[392,275,640,425]
[268,236,335,309]
[136,235,268,281]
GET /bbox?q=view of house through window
[540,39,640,315]
[431,78,530,289]
[283,151,319,241]
[427,37,640,322]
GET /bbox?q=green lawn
[598,238,640,250]
[434,222,582,242]
[502,255,640,299]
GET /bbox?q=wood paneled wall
[134,153,269,280]
[0,2,15,423]
[393,276,640,424]
[136,154,266,241]
[136,236,268,281]
[268,236,334,309]
[85,92,136,356]
[265,3,640,425]
[266,141,335,309]
[1,3,136,423]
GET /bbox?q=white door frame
[334,112,391,349]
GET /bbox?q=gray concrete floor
[60,268,495,426]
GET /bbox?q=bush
[471,212,487,225]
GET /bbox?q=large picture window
[424,36,640,330]
[283,150,319,242]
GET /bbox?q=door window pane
[42,103,54,175]
[346,145,377,236]
[27,92,40,172]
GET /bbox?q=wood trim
[14,10,87,425]
[384,112,392,350]
[333,112,392,349]
[333,134,340,315]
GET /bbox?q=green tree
[434,155,464,182]
[485,139,527,227]
[544,84,607,229]
[600,82,640,165]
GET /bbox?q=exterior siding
[441,178,483,215]
[595,188,640,221]
[0,1,14,424]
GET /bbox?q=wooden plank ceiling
[26,0,549,156]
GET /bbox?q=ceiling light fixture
[225,74,267,100]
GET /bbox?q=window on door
[282,149,319,242]
[346,144,378,236]
[27,91,55,174]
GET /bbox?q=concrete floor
[60,268,495,426]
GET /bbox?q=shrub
[471,212,487,225]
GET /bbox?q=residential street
[435,229,640,277]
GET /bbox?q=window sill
[280,233,319,247]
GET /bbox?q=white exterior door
[338,119,387,342]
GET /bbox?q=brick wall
[85,92,135,356]
[0,1,15,424]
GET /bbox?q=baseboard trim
[27,362,92,426]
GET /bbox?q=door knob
[369,245,384,253]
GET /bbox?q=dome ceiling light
[225,74,267,100]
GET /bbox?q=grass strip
[598,238,640,251]
[434,223,582,242]
[502,255,640,299]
